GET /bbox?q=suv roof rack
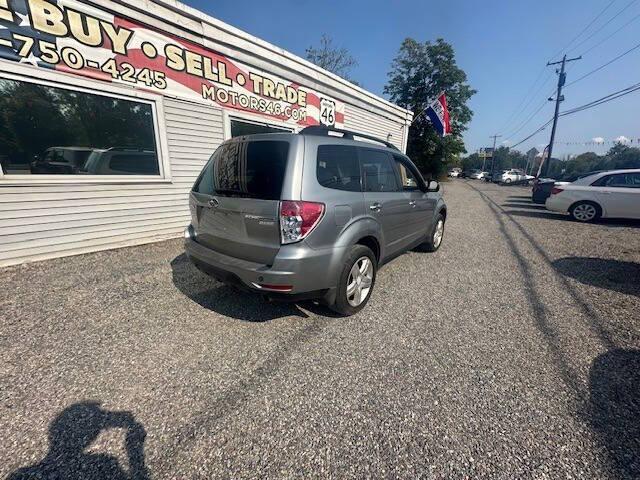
[299,126,399,151]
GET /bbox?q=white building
[0,0,412,267]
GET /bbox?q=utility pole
[542,54,581,177]
[489,134,501,175]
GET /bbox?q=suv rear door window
[209,140,289,200]
[317,145,361,191]
[360,149,399,192]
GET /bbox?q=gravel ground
[1,180,639,479]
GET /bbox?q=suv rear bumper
[184,232,344,302]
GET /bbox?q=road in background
[1,181,638,479]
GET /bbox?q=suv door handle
[409,200,417,207]
[370,202,382,212]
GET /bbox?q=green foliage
[461,147,528,172]
[385,38,476,178]
[547,145,640,179]
[462,144,640,179]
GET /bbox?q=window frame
[0,62,171,185]
[223,110,295,140]
[392,154,425,192]
[592,173,640,188]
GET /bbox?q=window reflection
[0,78,159,175]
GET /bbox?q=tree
[306,35,359,84]
[384,38,476,178]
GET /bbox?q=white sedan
[545,169,640,222]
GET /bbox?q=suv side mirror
[427,180,440,192]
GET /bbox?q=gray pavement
[1,180,639,479]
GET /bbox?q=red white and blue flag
[425,93,452,137]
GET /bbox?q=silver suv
[184,126,447,315]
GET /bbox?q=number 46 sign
[319,98,336,127]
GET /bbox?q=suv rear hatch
[191,139,290,265]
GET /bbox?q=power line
[510,119,553,149]
[560,81,640,115]
[550,0,617,58]
[498,2,616,136]
[510,80,640,148]
[566,40,640,87]
[496,68,548,134]
[568,0,639,54]
[503,97,550,140]
[580,10,640,56]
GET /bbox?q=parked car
[82,148,159,175]
[30,147,93,174]
[469,170,488,180]
[546,169,640,222]
[184,126,447,315]
[500,169,527,184]
[532,171,603,204]
[532,178,557,204]
[465,169,481,179]
[448,168,462,178]
[492,170,508,183]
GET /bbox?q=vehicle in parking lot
[30,147,93,174]
[532,171,604,204]
[480,171,492,181]
[465,169,481,179]
[83,148,159,175]
[184,126,447,315]
[469,170,488,180]
[448,168,462,178]
[500,169,528,184]
[546,169,640,222]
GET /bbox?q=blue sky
[185,0,639,157]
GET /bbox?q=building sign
[0,0,345,127]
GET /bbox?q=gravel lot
[1,180,639,479]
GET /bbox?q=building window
[230,118,291,137]
[0,76,160,176]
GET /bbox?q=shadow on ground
[467,180,640,477]
[8,402,149,480]
[170,254,340,321]
[553,257,640,297]
[502,202,548,210]
[506,195,533,201]
[588,349,640,479]
[507,209,640,228]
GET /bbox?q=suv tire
[569,201,601,222]
[422,213,445,252]
[330,245,377,316]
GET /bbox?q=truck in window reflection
[83,148,159,175]
[30,147,93,174]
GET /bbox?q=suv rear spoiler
[300,126,399,151]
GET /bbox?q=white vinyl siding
[0,0,411,267]
[0,97,223,267]
[344,104,408,150]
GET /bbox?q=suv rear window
[316,145,361,191]
[200,141,289,200]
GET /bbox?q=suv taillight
[280,201,325,244]
[551,187,564,195]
